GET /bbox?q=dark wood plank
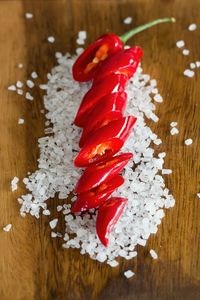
[0,0,200,299]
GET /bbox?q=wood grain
[0,0,200,299]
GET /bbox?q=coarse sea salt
[48,36,55,43]
[18,118,24,124]
[11,176,19,191]
[182,49,190,56]
[78,31,87,40]
[183,69,194,78]
[25,12,33,19]
[170,127,179,135]
[124,270,135,278]
[123,17,133,24]
[170,122,177,127]
[25,92,34,101]
[49,218,58,229]
[150,249,158,259]
[188,23,197,31]
[18,53,175,266]
[3,224,12,232]
[197,193,200,199]
[31,71,38,79]
[184,138,193,145]
[8,85,16,91]
[26,80,34,88]
[176,40,185,48]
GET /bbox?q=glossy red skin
[74,153,133,194]
[74,116,136,167]
[74,73,128,127]
[79,91,127,147]
[71,175,124,213]
[96,197,128,246]
[72,33,123,82]
[93,46,143,84]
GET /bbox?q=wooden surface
[0,0,200,299]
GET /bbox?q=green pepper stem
[119,17,176,44]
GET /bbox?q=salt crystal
[26,80,34,88]
[170,127,179,135]
[25,92,34,101]
[196,61,200,68]
[197,193,200,199]
[190,63,196,69]
[57,205,63,212]
[162,169,172,175]
[78,31,87,40]
[153,139,162,145]
[31,72,38,79]
[76,38,85,45]
[107,260,119,267]
[8,85,16,91]
[150,249,158,259]
[17,89,23,95]
[48,36,55,43]
[3,224,12,232]
[43,209,51,216]
[123,17,133,24]
[18,118,24,124]
[39,84,48,90]
[49,218,58,229]
[158,152,166,158]
[25,12,33,19]
[188,23,197,31]
[124,270,135,278]
[124,45,131,49]
[170,122,177,127]
[11,176,19,191]
[51,232,57,238]
[76,48,84,55]
[176,40,185,48]
[154,94,163,103]
[184,138,193,145]
[16,81,23,88]
[18,63,23,69]
[182,49,190,56]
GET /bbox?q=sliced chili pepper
[79,91,127,147]
[74,116,136,167]
[72,34,123,82]
[74,152,132,194]
[96,197,128,246]
[71,175,124,213]
[93,47,143,84]
[74,73,127,127]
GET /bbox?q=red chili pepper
[71,175,124,213]
[72,18,175,83]
[93,47,143,84]
[74,116,136,167]
[74,152,132,194]
[74,74,127,127]
[72,34,123,82]
[79,91,127,147]
[96,197,128,246]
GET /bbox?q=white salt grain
[49,218,58,229]
[124,45,131,49]
[153,139,162,145]
[8,85,16,91]
[39,84,48,90]
[183,69,194,78]
[170,122,178,127]
[76,38,85,45]
[43,209,51,216]
[190,63,196,69]
[123,17,133,24]
[31,72,38,79]
[196,61,200,68]
[48,36,55,43]
[184,138,193,145]
[51,232,57,238]
[11,176,19,191]
[188,23,197,31]
[197,193,200,199]
[3,224,12,232]
[182,49,190,56]
[78,31,87,40]
[17,63,23,69]
[25,12,33,19]
[18,118,24,124]
[57,205,63,212]
[150,249,158,259]
[162,169,172,175]
[154,94,163,103]
[170,127,179,135]
[26,80,34,88]
[107,260,119,267]
[16,81,23,88]
[25,92,34,101]
[17,89,23,95]
[124,270,135,278]
[176,40,185,48]
[76,48,84,55]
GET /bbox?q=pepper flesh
[72,33,123,82]
[79,91,127,147]
[74,116,136,167]
[74,153,133,194]
[72,175,124,213]
[74,73,127,127]
[96,197,128,246]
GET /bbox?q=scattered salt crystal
[25,12,33,19]
[124,45,131,49]
[182,49,190,56]
[190,63,196,69]
[170,127,179,135]
[76,48,84,55]
[170,122,177,127]
[123,17,133,24]
[57,205,63,212]
[17,89,23,95]
[48,36,55,43]
[196,61,200,68]
[176,40,185,48]
[16,81,23,88]
[49,218,58,229]
[184,138,193,145]
[78,31,87,40]
[39,84,48,90]
[51,232,57,238]
[149,113,159,122]
[124,270,135,278]
[154,94,163,103]
[197,193,200,199]
[43,209,51,216]
[31,72,38,79]
[150,249,158,259]
[17,63,23,69]
[8,85,16,91]
[3,224,12,232]
[153,139,162,145]
[183,69,194,77]
[150,79,157,87]
[11,176,19,191]
[188,23,197,31]
[25,92,34,101]
[152,88,158,94]
[162,169,172,175]
[18,118,24,124]
[96,252,107,262]
[76,38,85,45]
[107,260,119,267]
[26,80,34,88]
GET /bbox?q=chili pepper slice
[79,91,127,147]
[74,116,136,167]
[74,73,127,127]
[93,47,143,84]
[96,197,128,246]
[71,175,124,213]
[74,152,132,194]
[72,33,123,82]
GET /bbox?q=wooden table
[0,0,200,299]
